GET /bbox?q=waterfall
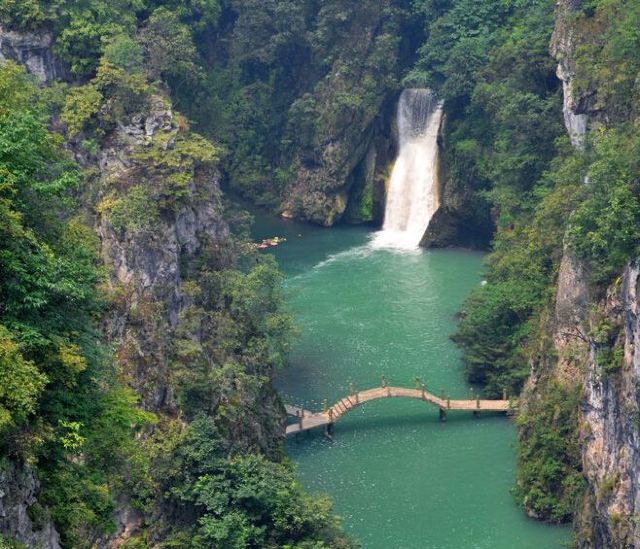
[372,89,443,250]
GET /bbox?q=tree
[139,8,200,86]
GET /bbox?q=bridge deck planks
[285,386,514,435]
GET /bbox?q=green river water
[250,209,569,549]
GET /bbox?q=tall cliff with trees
[418,0,640,545]
[0,2,355,547]
[2,0,640,547]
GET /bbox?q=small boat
[254,236,287,249]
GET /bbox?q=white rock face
[578,262,640,548]
[0,26,63,82]
[550,4,589,149]
[557,62,588,149]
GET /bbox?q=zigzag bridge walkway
[285,379,516,437]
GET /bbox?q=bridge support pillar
[324,423,335,442]
[439,408,447,422]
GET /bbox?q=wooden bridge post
[476,394,480,409]
[381,374,387,388]
[323,399,328,413]
[421,383,426,400]
[298,410,303,430]
[503,388,507,401]
[447,396,451,409]
[439,408,447,422]
[328,407,334,422]
[387,386,391,397]
[324,422,335,442]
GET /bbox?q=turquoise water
[250,209,569,549]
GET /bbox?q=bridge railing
[283,375,514,416]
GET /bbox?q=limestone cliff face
[86,95,229,412]
[550,0,589,148]
[545,0,593,382]
[0,461,60,549]
[83,90,285,546]
[283,96,396,226]
[576,262,640,547]
[0,26,64,82]
[280,3,403,226]
[530,1,640,545]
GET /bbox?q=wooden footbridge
[285,379,515,437]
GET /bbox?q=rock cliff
[576,262,640,547]
[420,121,492,249]
[530,1,640,545]
[0,461,60,549]
[88,94,229,413]
[279,4,403,226]
[0,26,64,83]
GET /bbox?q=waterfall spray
[372,89,443,250]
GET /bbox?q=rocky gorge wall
[0,461,60,549]
[0,25,65,83]
[0,25,286,547]
[527,1,640,546]
[87,94,229,413]
[575,262,640,547]
[420,119,493,249]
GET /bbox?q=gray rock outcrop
[0,26,63,82]
[0,461,61,549]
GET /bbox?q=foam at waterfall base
[369,229,425,251]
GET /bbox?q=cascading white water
[372,89,443,249]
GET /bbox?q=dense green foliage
[0,0,219,80]
[410,0,564,396]
[515,382,585,522]
[149,416,352,548]
[1,3,357,545]
[568,126,640,285]
[416,0,640,525]
[0,62,154,546]
[573,0,640,122]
